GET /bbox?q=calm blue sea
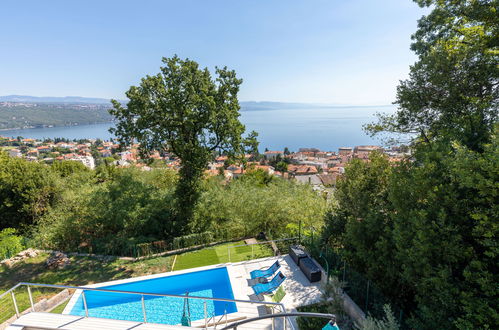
[0,105,396,151]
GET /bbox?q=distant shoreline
[0,121,114,132]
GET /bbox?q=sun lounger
[247,276,268,286]
[250,260,280,279]
[252,271,286,295]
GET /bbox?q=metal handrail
[18,282,284,306]
[0,283,22,300]
[1,282,286,329]
[219,312,336,330]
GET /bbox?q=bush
[359,305,399,330]
[172,232,214,250]
[0,228,25,260]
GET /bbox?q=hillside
[0,103,113,130]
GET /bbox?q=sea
[0,105,397,152]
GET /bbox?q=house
[27,149,39,157]
[338,147,353,156]
[264,150,284,160]
[36,146,51,153]
[66,155,95,169]
[288,164,318,175]
[354,145,382,159]
[99,149,112,158]
[8,148,22,158]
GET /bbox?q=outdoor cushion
[252,271,286,295]
[250,260,280,279]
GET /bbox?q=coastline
[0,121,114,132]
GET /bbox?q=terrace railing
[0,282,295,329]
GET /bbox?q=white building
[69,155,95,169]
[8,149,22,158]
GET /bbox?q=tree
[360,305,399,330]
[322,138,499,328]
[0,153,59,230]
[51,160,89,177]
[110,56,248,233]
[243,130,260,155]
[366,0,498,152]
[284,147,291,155]
[388,135,499,329]
[274,161,288,173]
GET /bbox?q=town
[0,135,408,188]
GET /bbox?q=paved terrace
[7,255,324,330]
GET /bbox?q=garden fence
[302,234,407,328]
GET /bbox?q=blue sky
[0,0,426,105]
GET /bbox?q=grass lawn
[173,240,274,271]
[0,240,274,324]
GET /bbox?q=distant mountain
[239,101,340,111]
[0,95,116,104]
[0,95,391,110]
[238,101,393,111]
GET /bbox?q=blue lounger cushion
[252,272,286,295]
[250,260,280,279]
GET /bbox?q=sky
[0,0,426,105]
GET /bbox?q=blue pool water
[68,267,237,325]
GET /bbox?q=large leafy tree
[322,136,498,328]
[324,1,498,327]
[388,137,499,329]
[0,152,59,230]
[367,0,498,151]
[110,56,250,233]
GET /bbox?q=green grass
[173,241,274,271]
[0,253,173,324]
[49,301,69,314]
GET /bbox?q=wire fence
[170,237,298,271]
[302,234,407,328]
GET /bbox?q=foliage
[345,1,499,328]
[193,173,327,239]
[51,160,89,177]
[110,56,250,233]
[366,0,498,152]
[297,302,339,330]
[359,305,399,330]
[172,231,214,250]
[0,228,24,260]
[242,130,260,155]
[297,278,354,330]
[274,161,288,172]
[30,162,325,256]
[33,167,177,255]
[0,152,59,230]
[322,133,499,329]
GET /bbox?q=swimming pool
[67,267,237,325]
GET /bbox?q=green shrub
[0,228,25,260]
[172,232,214,250]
